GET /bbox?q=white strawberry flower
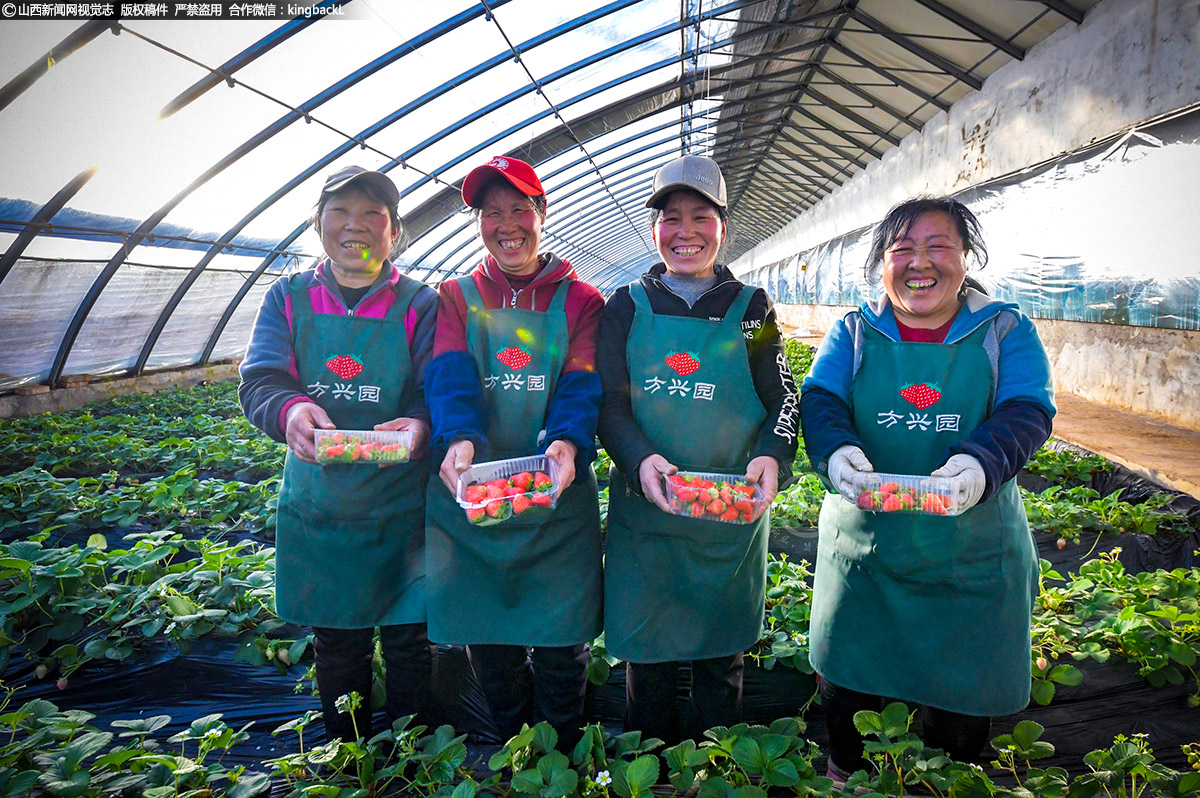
[595,770,612,786]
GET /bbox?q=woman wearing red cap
[596,155,799,743]
[240,166,440,742]
[424,156,604,750]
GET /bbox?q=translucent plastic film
[744,108,1200,331]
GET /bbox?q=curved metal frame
[0,0,1089,388]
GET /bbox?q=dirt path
[1050,393,1200,499]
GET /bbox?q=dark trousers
[820,678,991,772]
[625,654,743,745]
[468,643,589,751]
[312,623,435,743]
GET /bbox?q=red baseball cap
[461,156,545,208]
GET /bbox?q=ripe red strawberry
[734,498,755,515]
[882,494,903,512]
[325,353,364,379]
[531,492,553,507]
[503,485,524,497]
[879,482,900,495]
[720,508,740,522]
[689,501,705,517]
[676,487,699,502]
[485,498,510,519]
[732,485,755,497]
[666,474,688,486]
[496,346,532,370]
[464,484,487,503]
[856,491,877,510]
[706,499,726,516]
[897,492,915,510]
[899,382,941,409]
[511,494,532,514]
[466,507,486,523]
[485,483,505,499]
[664,351,700,376]
[533,472,553,491]
[920,493,947,514]
[719,485,733,505]
[510,472,534,491]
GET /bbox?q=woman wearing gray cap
[239,165,441,742]
[596,154,799,742]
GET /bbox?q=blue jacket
[801,289,1056,501]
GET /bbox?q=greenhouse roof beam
[137,0,638,374]
[158,0,355,119]
[847,7,983,91]
[0,19,110,113]
[0,168,96,286]
[1039,0,1086,24]
[825,39,951,113]
[49,2,511,386]
[911,0,1026,61]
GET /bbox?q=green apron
[425,276,603,646]
[605,283,770,663]
[275,273,429,629]
[808,318,1037,716]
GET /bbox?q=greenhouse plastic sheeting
[0,257,275,391]
[744,106,1200,331]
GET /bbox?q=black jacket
[596,263,799,489]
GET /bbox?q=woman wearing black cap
[239,165,441,742]
[596,155,799,742]
[424,156,605,750]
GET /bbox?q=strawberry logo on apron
[899,381,940,409]
[665,350,700,376]
[496,345,532,370]
[326,354,364,379]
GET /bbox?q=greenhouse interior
[1,0,1199,794]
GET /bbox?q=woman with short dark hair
[801,196,1056,782]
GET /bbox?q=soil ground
[787,333,1200,500]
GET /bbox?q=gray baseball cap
[645,154,727,209]
[321,165,400,206]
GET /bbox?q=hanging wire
[478,0,652,259]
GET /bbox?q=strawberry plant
[1031,551,1200,706]
[1026,443,1110,485]
[783,337,815,381]
[752,555,817,676]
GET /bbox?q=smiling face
[317,186,398,288]
[881,210,969,328]
[477,182,544,277]
[652,190,726,278]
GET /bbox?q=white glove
[827,444,874,498]
[931,454,986,511]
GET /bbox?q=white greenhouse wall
[732,0,1200,432]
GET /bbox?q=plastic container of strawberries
[455,455,561,526]
[846,472,963,516]
[312,428,414,464]
[661,470,766,524]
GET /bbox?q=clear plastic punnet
[661,470,767,524]
[846,472,964,516]
[455,455,561,525]
[312,429,414,464]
